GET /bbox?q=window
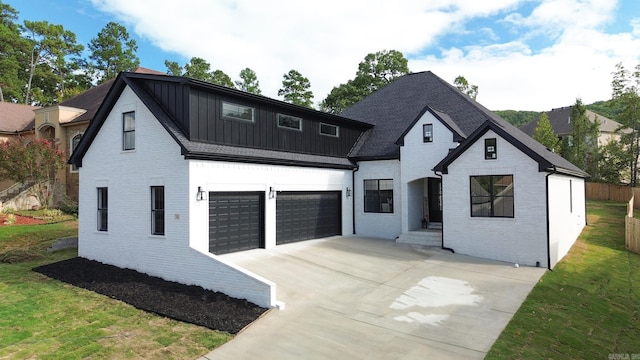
[470,175,513,218]
[222,102,254,122]
[423,124,433,143]
[123,112,135,150]
[569,180,573,213]
[70,134,82,172]
[485,138,497,159]
[151,186,165,235]
[97,187,108,231]
[364,179,394,213]
[277,113,302,131]
[320,123,339,137]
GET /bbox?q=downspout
[352,165,359,235]
[434,170,454,253]
[545,166,557,271]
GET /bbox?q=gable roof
[341,71,501,159]
[69,72,371,169]
[433,120,588,178]
[0,102,39,133]
[520,106,623,137]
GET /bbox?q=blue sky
[8,0,640,111]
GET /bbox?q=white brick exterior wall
[187,160,353,252]
[353,160,402,239]
[548,174,585,268]
[399,111,458,232]
[77,86,275,307]
[441,130,550,267]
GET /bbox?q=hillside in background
[495,99,622,128]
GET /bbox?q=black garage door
[209,192,264,255]
[276,191,341,245]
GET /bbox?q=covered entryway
[427,177,442,223]
[209,191,264,255]
[276,191,341,245]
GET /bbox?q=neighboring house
[69,71,587,308]
[520,106,624,147]
[0,102,39,195]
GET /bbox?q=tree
[211,69,235,88]
[561,99,600,176]
[321,50,409,113]
[183,57,212,82]
[235,67,261,94]
[22,20,85,105]
[611,62,640,186]
[0,137,67,208]
[453,75,479,100]
[164,60,183,76]
[278,69,313,107]
[88,22,139,83]
[532,112,560,152]
[0,1,28,103]
[598,139,631,184]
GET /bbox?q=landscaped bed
[33,257,268,334]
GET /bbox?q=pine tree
[532,112,560,152]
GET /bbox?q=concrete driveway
[200,236,545,360]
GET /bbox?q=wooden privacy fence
[586,182,640,208]
[625,193,640,255]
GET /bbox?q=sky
[8,0,640,111]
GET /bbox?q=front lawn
[487,201,640,358]
[0,217,232,359]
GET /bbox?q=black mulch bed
[33,257,268,334]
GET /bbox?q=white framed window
[70,133,82,172]
[320,123,339,137]
[222,101,254,122]
[123,111,135,151]
[277,113,302,131]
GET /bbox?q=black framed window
[70,134,82,172]
[277,113,302,131]
[364,179,393,213]
[123,111,135,150]
[470,175,514,218]
[222,101,254,122]
[485,138,496,159]
[423,124,433,142]
[97,187,108,231]
[151,186,165,235]
[320,123,339,137]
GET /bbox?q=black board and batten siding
[139,78,366,158]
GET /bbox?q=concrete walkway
[200,236,545,360]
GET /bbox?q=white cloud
[91,0,640,111]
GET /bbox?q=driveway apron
[200,236,545,360]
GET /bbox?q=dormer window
[485,138,497,159]
[320,123,339,137]
[222,101,254,122]
[423,124,433,143]
[277,113,302,131]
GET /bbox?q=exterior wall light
[269,186,276,199]
[346,187,351,198]
[196,186,206,201]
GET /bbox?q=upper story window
[277,113,302,131]
[485,138,497,159]
[470,175,514,218]
[320,123,339,137]
[123,111,135,151]
[97,187,108,231]
[222,101,254,122]
[423,124,433,143]
[364,179,394,213]
[70,134,82,172]
[151,186,165,236]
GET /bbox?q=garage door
[209,192,264,255]
[276,191,341,245]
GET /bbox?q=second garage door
[276,191,341,245]
[209,192,264,255]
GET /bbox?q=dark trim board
[209,191,264,255]
[276,191,342,245]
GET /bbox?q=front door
[428,178,442,223]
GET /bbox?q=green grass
[0,220,232,359]
[487,201,640,359]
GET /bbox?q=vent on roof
[567,116,571,124]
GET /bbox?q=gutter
[352,165,359,235]
[434,170,454,253]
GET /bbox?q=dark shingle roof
[58,79,115,123]
[0,102,39,133]
[341,71,498,159]
[520,106,623,137]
